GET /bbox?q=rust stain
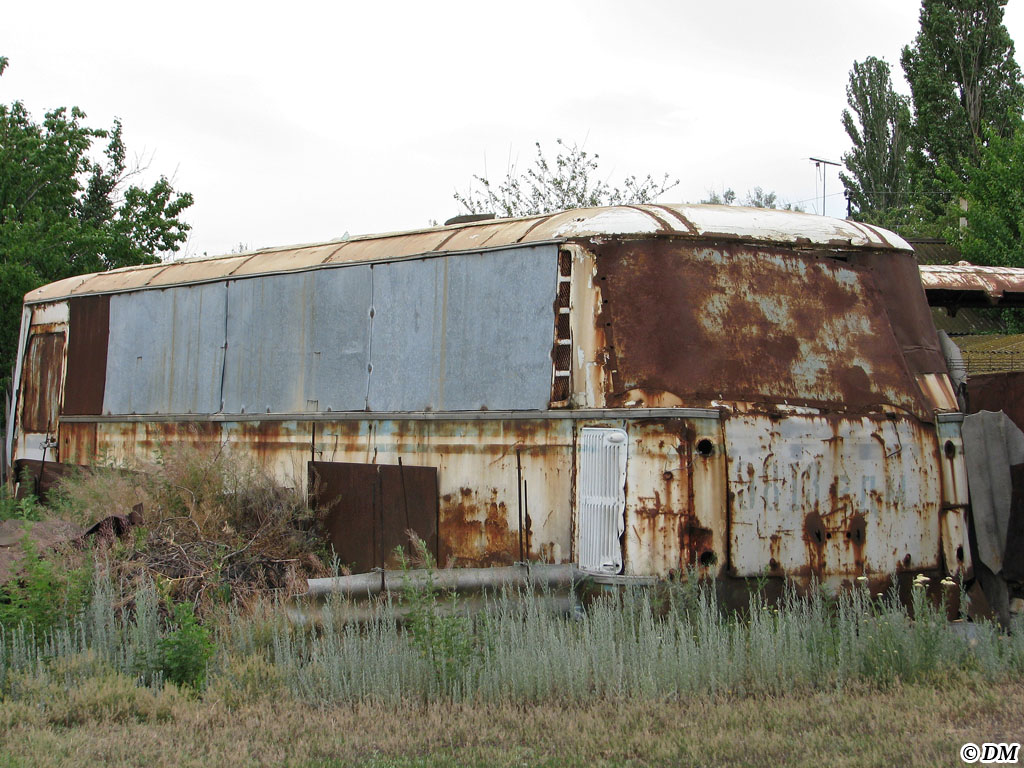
[439,486,518,567]
[20,332,66,434]
[594,239,932,417]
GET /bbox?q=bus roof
[24,203,910,304]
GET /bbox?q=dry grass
[50,442,330,609]
[1,678,1021,767]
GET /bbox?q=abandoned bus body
[3,204,971,594]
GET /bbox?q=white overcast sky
[4,0,1024,258]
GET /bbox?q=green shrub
[157,601,215,690]
[0,486,43,522]
[0,530,91,636]
[398,539,478,692]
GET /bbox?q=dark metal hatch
[309,461,439,573]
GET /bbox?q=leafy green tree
[453,139,679,217]
[839,57,914,221]
[946,120,1024,267]
[0,59,193,405]
[901,0,1024,204]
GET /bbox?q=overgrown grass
[3,568,1023,713]
[47,442,330,607]
[4,444,1024,764]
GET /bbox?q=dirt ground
[0,519,82,583]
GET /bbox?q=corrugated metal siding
[222,268,372,414]
[104,283,227,414]
[97,245,557,416]
[380,245,556,411]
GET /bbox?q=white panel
[577,427,627,574]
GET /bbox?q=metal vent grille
[577,427,627,574]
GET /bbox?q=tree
[901,0,1024,184]
[701,188,737,206]
[700,186,803,211]
[453,139,679,217]
[946,120,1024,267]
[839,57,914,220]
[0,59,193,408]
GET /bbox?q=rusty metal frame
[58,408,724,423]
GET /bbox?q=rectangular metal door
[577,427,627,574]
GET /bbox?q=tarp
[962,410,1024,575]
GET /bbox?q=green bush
[0,531,90,636]
[157,601,215,690]
[0,486,43,522]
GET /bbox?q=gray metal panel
[221,268,371,414]
[103,284,226,414]
[366,245,557,411]
[438,245,557,410]
[366,259,444,411]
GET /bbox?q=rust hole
[662,471,673,481]
[826,532,832,540]
[768,557,779,570]
[696,439,714,458]
[903,554,912,567]
[812,528,824,544]
[700,550,717,567]
[956,545,964,562]
[944,440,956,459]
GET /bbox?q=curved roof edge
[24,204,911,304]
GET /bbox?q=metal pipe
[303,563,583,600]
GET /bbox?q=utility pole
[809,157,841,216]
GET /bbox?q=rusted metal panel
[59,421,97,466]
[968,372,1024,431]
[621,417,727,577]
[31,302,69,325]
[20,332,65,433]
[145,254,254,286]
[848,251,948,375]
[77,407,963,588]
[23,206,917,305]
[64,295,110,416]
[309,461,438,572]
[593,240,930,418]
[322,232,452,266]
[105,284,226,415]
[12,459,83,502]
[67,263,169,294]
[916,373,959,413]
[935,415,971,578]
[230,243,348,276]
[919,263,1024,307]
[435,221,538,252]
[313,417,574,568]
[725,413,943,579]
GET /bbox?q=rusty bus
[3,204,976,598]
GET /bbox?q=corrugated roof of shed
[24,204,912,304]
